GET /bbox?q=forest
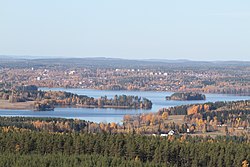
[0,115,249,166]
[0,125,249,167]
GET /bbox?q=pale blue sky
[0,1,250,61]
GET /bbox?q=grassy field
[166,115,186,124]
[0,100,34,110]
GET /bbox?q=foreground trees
[0,126,249,167]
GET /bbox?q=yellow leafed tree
[162,112,168,120]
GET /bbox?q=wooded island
[166,92,206,101]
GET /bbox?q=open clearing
[166,115,186,124]
[0,100,34,110]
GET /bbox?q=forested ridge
[0,125,249,167]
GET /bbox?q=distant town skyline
[1,1,250,61]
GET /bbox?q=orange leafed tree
[187,105,199,115]
[242,160,249,167]
[110,122,117,129]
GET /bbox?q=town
[1,58,249,95]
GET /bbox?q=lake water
[0,88,249,123]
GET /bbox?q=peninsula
[0,85,152,110]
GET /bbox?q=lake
[0,88,249,123]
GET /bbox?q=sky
[0,0,250,61]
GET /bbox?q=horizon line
[1,54,250,62]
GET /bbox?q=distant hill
[0,56,250,68]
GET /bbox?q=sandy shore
[0,100,34,110]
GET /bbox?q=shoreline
[39,87,250,96]
[75,104,146,109]
[38,87,250,97]
[0,100,149,110]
